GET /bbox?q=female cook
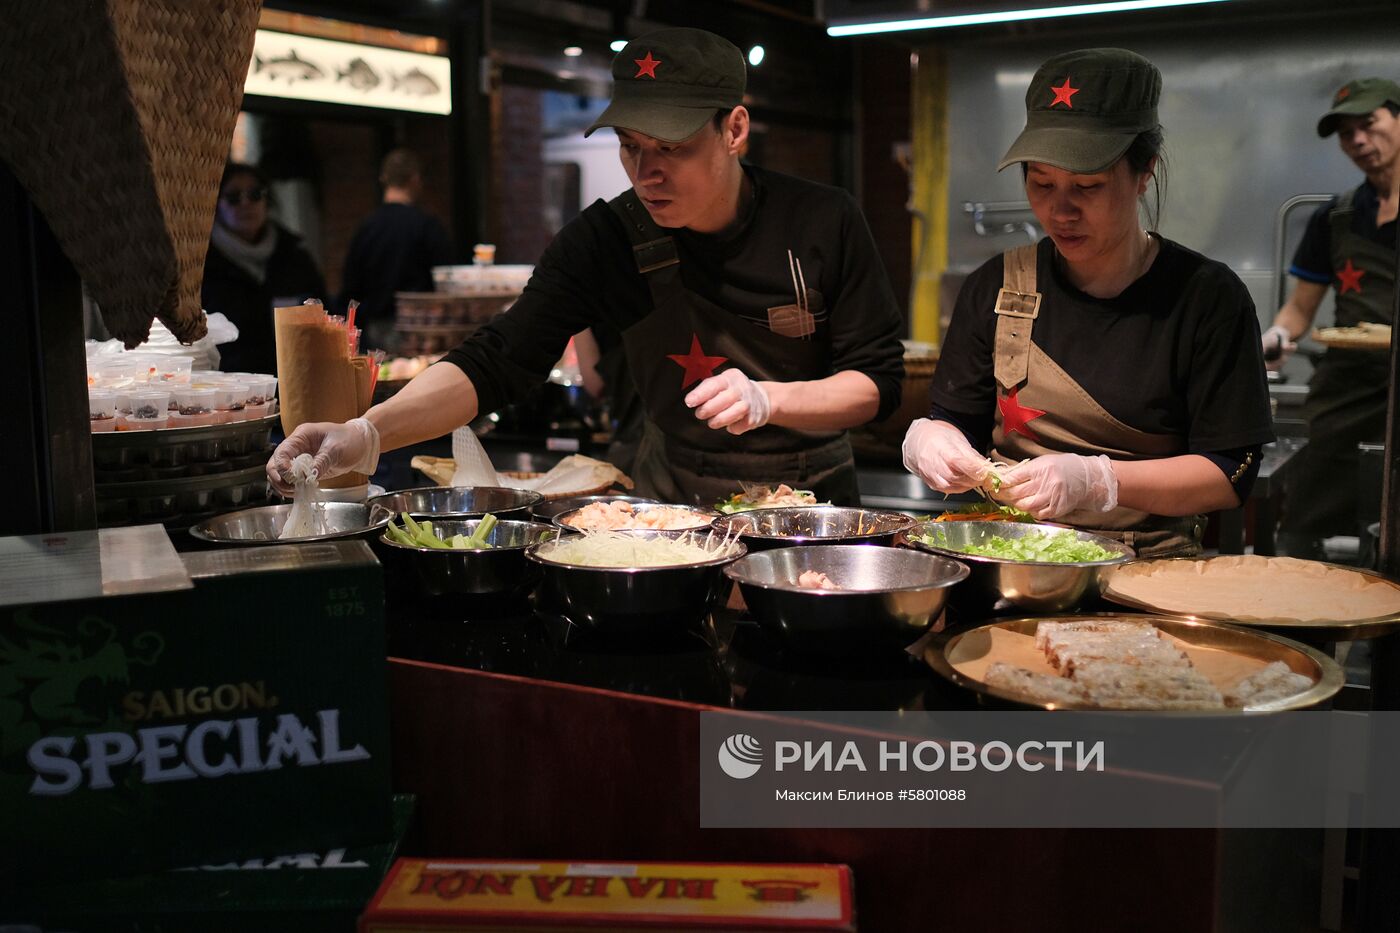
[903,48,1274,557]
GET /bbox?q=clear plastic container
[212,384,248,424]
[90,361,144,390]
[170,387,219,427]
[244,375,278,418]
[124,389,171,429]
[88,389,118,432]
[153,355,194,385]
[126,353,193,386]
[111,391,131,429]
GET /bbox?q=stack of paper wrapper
[275,302,374,488]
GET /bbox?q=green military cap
[998,48,1161,174]
[1317,77,1400,137]
[585,28,746,143]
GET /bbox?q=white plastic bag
[280,454,331,538]
[85,311,239,372]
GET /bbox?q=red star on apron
[633,52,660,78]
[667,333,728,388]
[998,388,1047,441]
[1336,258,1365,295]
[1048,77,1080,108]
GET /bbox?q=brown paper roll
[275,304,371,489]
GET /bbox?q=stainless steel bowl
[712,506,917,550]
[189,502,389,546]
[529,493,658,523]
[377,519,565,597]
[905,520,1134,613]
[725,545,969,655]
[554,501,718,534]
[527,530,746,633]
[367,485,543,523]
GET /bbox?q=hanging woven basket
[0,0,261,347]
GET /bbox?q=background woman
[902,48,1274,557]
[202,162,325,374]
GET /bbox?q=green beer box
[6,795,414,933]
[0,537,391,885]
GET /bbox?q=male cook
[268,27,904,505]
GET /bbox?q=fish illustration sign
[0,540,392,883]
[245,30,451,115]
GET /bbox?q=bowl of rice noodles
[189,502,389,546]
[527,529,746,633]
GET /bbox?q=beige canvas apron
[988,244,1203,557]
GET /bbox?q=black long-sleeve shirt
[444,166,905,422]
[337,203,454,325]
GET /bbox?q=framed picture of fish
[245,29,451,115]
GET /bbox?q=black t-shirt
[337,203,454,324]
[1290,182,1399,283]
[444,166,906,420]
[929,236,1275,456]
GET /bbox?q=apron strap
[608,190,682,304]
[993,244,1041,392]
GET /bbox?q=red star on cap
[1336,258,1366,295]
[1048,77,1080,109]
[634,52,660,79]
[667,334,728,389]
[1336,85,1351,102]
[998,388,1047,442]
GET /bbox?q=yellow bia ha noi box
[360,858,855,932]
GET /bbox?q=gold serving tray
[1102,557,1400,640]
[1311,323,1391,350]
[925,613,1343,712]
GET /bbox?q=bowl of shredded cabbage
[527,529,746,633]
[905,520,1135,613]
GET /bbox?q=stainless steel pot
[377,519,565,597]
[905,520,1134,613]
[724,544,968,655]
[528,494,658,523]
[712,506,917,550]
[189,502,388,545]
[367,485,543,523]
[526,530,746,634]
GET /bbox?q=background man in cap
[337,148,455,349]
[1267,78,1399,558]
[268,27,904,504]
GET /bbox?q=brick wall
[496,85,551,265]
[308,121,381,298]
[308,116,458,299]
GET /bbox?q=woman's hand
[998,453,1118,520]
[902,418,991,494]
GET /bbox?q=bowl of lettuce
[905,520,1134,613]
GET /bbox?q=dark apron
[606,191,860,506]
[988,244,1203,557]
[1283,186,1395,538]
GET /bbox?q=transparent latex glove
[685,369,771,435]
[901,418,992,494]
[1261,325,1297,372]
[266,417,380,496]
[998,453,1119,520]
